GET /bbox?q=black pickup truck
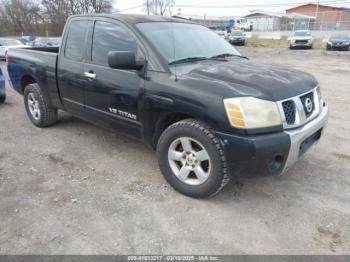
[7,14,328,198]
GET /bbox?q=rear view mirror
[108,51,145,70]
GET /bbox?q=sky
[114,0,350,17]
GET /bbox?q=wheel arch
[21,75,37,93]
[152,112,195,149]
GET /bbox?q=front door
[57,19,90,114]
[83,20,145,138]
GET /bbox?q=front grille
[282,100,296,125]
[278,87,320,129]
[300,92,315,118]
[295,40,308,44]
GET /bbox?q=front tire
[24,83,58,128]
[157,119,230,198]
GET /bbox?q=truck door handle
[84,71,96,79]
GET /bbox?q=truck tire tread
[157,119,230,198]
[24,83,58,128]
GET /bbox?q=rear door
[57,18,90,114]
[82,19,145,138]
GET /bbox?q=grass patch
[245,36,326,49]
[246,36,289,48]
[313,39,325,49]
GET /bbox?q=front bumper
[229,39,245,45]
[216,105,328,177]
[327,44,349,50]
[291,42,312,48]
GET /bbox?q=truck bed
[7,47,63,109]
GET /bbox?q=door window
[65,20,89,61]
[92,21,138,66]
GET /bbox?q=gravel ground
[0,47,349,255]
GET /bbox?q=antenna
[170,17,178,82]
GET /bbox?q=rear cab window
[65,20,89,61]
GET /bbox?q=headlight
[224,97,282,129]
[344,41,350,45]
[327,41,332,45]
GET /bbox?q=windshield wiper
[210,53,249,60]
[168,54,246,65]
[169,56,209,65]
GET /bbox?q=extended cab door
[57,18,90,114]
[82,19,145,138]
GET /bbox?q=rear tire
[157,119,230,198]
[0,94,5,103]
[24,83,58,128]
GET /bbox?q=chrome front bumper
[283,106,328,172]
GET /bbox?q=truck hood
[176,59,318,101]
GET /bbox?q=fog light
[268,155,284,172]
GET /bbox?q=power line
[173,0,350,9]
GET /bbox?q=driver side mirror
[108,51,145,70]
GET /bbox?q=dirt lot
[0,47,350,255]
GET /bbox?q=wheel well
[21,75,36,93]
[153,113,194,148]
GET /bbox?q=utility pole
[147,0,150,15]
[315,0,320,29]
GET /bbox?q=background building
[286,3,350,30]
[244,11,315,31]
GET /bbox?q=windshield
[137,22,241,64]
[294,31,311,37]
[330,34,349,40]
[232,31,243,36]
[0,39,22,46]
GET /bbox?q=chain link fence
[246,10,350,32]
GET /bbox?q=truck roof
[69,14,192,25]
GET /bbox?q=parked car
[214,30,227,39]
[290,30,314,49]
[33,37,61,47]
[18,36,36,46]
[229,30,246,45]
[326,33,350,51]
[0,68,5,103]
[7,14,328,198]
[0,38,27,60]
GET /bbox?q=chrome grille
[295,40,308,44]
[277,86,322,130]
[282,100,296,125]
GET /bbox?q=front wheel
[24,83,58,127]
[157,119,230,198]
